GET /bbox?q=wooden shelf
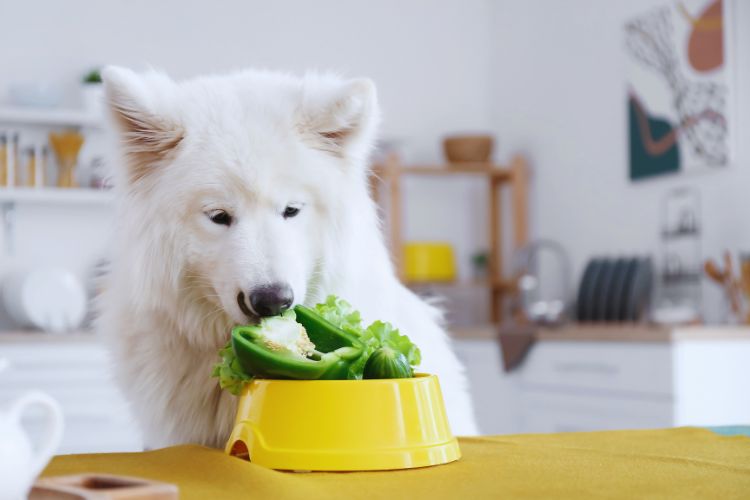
[449,324,498,340]
[0,107,104,128]
[406,279,515,291]
[0,187,114,205]
[371,153,529,324]
[0,330,97,342]
[373,162,511,180]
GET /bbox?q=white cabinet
[452,337,521,435]
[453,326,750,435]
[0,334,142,454]
[516,327,750,433]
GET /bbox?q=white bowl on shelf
[1,268,87,333]
[7,82,64,108]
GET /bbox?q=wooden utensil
[30,474,178,499]
[704,251,742,317]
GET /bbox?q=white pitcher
[0,389,64,500]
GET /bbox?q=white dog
[97,67,478,449]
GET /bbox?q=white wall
[4,0,744,327]
[3,0,493,161]
[489,0,749,321]
[0,0,496,328]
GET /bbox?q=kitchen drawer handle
[553,362,619,375]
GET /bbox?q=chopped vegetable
[212,295,422,392]
[360,320,421,368]
[211,342,252,396]
[313,295,364,337]
[249,309,315,359]
[232,305,365,380]
[363,346,412,379]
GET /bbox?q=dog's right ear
[102,66,184,184]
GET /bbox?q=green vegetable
[231,306,366,380]
[313,295,364,337]
[211,342,252,396]
[360,320,422,368]
[311,297,421,378]
[240,309,316,359]
[212,295,423,392]
[363,346,412,379]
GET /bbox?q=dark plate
[615,258,639,321]
[592,259,616,321]
[625,257,654,321]
[604,258,629,322]
[576,258,602,322]
[583,259,607,322]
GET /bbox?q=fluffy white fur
[97,67,478,449]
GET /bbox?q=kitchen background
[1,0,748,453]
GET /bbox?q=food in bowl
[212,295,422,394]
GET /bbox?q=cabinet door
[1,339,142,453]
[452,339,520,435]
[519,391,673,433]
[520,341,673,397]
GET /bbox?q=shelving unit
[0,188,113,255]
[0,106,103,128]
[0,187,113,205]
[0,105,113,256]
[371,154,529,323]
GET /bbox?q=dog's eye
[208,210,233,226]
[283,206,301,219]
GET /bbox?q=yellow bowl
[225,374,460,471]
[404,242,457,283]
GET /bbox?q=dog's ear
[102,66,184,183]
[297,76,380,160]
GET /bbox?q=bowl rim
[243,372,434,387]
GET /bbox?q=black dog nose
[247,283,293,317]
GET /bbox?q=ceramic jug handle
[10,391,64,477]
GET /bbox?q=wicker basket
[443,135,494,163]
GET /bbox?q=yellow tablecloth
[43,428,750,499]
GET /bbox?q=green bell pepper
[231,305,367,380]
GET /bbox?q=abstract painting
[625,0,731,180]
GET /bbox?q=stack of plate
[576,257,653,322]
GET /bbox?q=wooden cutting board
[30,474,178,499]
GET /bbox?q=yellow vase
[49,131,85,188]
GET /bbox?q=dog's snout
[244,283,294,317]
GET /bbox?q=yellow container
[403,242,457,283]
[226,374,460,471]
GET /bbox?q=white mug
[0,390,64,500]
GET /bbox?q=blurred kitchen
[0,0,748,454]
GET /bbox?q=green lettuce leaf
[313,295,364,336]
[313,296,421,377]
[360,320,422,367]
[211,341,253,396]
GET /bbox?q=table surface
[43,427,750,500]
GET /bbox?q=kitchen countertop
[450,324,750,342]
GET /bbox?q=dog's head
[103,68,379,327]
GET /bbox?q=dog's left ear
[297,76,380,160]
